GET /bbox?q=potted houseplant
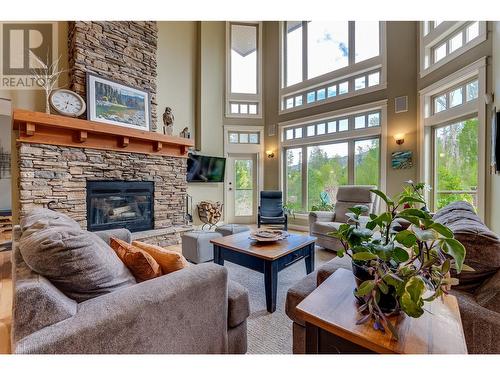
[328,184,469,338]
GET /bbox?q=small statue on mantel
[180,127,191,139]
[162,107,174,136]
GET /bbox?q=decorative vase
[352,260,399,314]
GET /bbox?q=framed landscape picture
[86,73,151,131]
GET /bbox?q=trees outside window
[354,138,380,186]
[285,148,303,212]
[434,118,478,209]
[283,137,380,212]
[307,143,348,210]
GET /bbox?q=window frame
[431,117,479,211]
[419,21,487,78]
[279,100,388,213]
[418,57,487,219]
[279,21,387,115]
[225,21,263,119]
[430,78,479,115]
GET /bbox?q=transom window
[280,21,385,113]
[230,102,259,115]
[432,79,478,115]
[226,22,262,118]
[228,131,260,144]
[430,22,479,66]
[283,70,381,111]
[420,21,486,76]
[283,110,381,141]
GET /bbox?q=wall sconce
[266,150,275,159]
[394,133,405,146]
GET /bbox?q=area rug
[224,247,335,354]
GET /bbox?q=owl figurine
[162,107,174,136]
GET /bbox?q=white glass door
[226,154,257,224]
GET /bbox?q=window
[420,59,486,218]
[307,142,348,210]
[230,24,257,94]
[355,21,380,63]
[281,21,385,113]
[434,118,478,209]
[285,148,303,211]
[226,22,262,117]
[235,159,254,216]
[355,138,380,186]
[281,105,384,212]
[420,21,486,75]
[279,69,382,111]
[228,131,260,144]
[285,22,303,87]
[282,110,381,142]
[307,21,349,79]
[284,21,380,87]
[431,79,478,115]
[466,80,479,101]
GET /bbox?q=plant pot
[352,260,399,314]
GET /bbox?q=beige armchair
[309,185,377,251]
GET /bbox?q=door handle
[228,188,232,191]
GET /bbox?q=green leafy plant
[328,185,469,339]
[310,191,334,211]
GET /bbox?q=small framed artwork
[86,72,151,131]
[392,150,413,169]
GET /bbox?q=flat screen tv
[187,154,226,182]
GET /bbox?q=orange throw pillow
[131,241,190,274]
[109,237,163,282]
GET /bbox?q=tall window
[355,138,380,186]
[282,104,385,212]
[285,148,303,211]
[419,58,486,218]
[433,118,478,209]
[226,22,262,118]
[281,21,384,113]
[306,142,348,210]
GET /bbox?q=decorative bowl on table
[249,229,289,242]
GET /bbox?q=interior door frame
[224,125,265,224]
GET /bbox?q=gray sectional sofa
[11,209,250,354]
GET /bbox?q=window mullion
[348,140,355,185]
[348,21,355,66]
[283,22,287,89]
[301,145,308,211]
[302,21,308,83]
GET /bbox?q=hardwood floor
[0,250,12,354]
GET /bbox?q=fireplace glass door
[87,181,154,232]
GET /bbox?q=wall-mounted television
[187,154,226,183]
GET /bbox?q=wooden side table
[296,268,467,354]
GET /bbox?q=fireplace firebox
[87,181,154,233]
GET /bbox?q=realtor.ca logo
[0,22,58,90]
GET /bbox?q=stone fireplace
[86,180,154,233]
[14,110,194,247]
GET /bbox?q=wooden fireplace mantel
[13,109,194,158]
